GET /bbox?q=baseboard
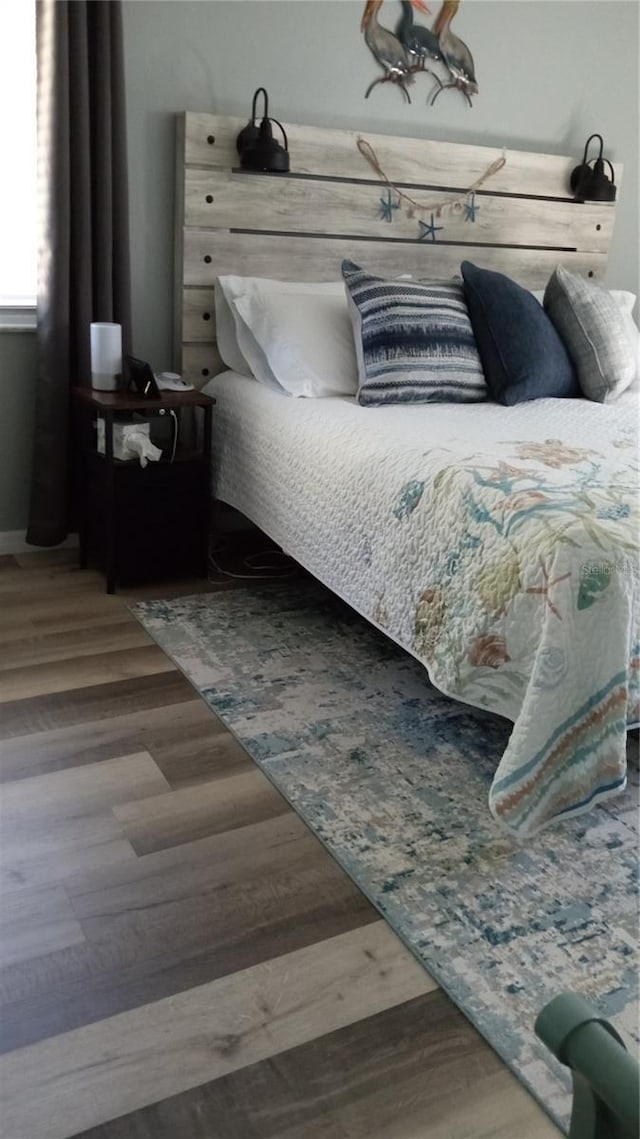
[0,531,79,556]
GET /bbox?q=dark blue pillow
[461,261,579,405]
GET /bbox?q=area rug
[132,579,639,1131]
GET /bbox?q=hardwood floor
[0,550,560,1139]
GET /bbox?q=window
[0,0,37,320]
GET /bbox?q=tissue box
[96,419,151,461]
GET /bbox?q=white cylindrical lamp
[90,322,122,391]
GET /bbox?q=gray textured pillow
[544,266,636,402]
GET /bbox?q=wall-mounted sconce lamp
[236,87,289,173]
[570,134,616,203]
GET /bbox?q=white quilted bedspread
[208,372,640,835]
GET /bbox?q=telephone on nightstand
[156,372,194,392]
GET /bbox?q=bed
[203,372,638,835]
[174,113,639,835]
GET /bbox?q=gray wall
[3,0,638,535]
[122,0,639,370]
[0,332,36,532]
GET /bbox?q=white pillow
[609,292,640,392]
[215,276,345,391]
[214,281,252,376]
[233,288,359,398]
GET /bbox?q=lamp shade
[90,322,122,391]
[570,134,616,203]
[236,88,289,174]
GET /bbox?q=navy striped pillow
[342,260,486,406]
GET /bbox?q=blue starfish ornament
[464,192,480,223]
[379,189,400,223]
[418,214,443,243]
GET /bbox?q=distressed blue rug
[132,580,639,1131]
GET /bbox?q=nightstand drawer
[85,455,210,584]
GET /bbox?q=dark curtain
[27,0,131,547]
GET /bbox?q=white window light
[0,0,37,328]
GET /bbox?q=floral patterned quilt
[210,374,640,835]
[407,432,639,833]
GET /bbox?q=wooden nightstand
[73,387,215,593]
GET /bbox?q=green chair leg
[535,992,639,1139]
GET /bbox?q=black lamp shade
[236,88,289,174]
[570,134,616,203]
[235,120,260,156]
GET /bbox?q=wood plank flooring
[0,550,560,1139]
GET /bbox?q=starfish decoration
[379,189,400,223]
[418,214,444,243]
[524,558,571,620]
[464,192,480,223]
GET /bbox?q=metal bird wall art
[361,0,433,104]
[395,0,443,90]
[430,0,478,106]
[361,0,478,107]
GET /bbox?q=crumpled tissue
[124,429,163,468]
[96,421,163,467]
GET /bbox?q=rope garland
[356,137,507,221]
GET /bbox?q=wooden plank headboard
[174,112,621,387]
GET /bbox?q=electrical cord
[208,539,297,581]
[157,408,179,462]
[168,410,178,463]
